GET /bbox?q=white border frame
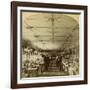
[17,7,84,84]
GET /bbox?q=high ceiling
[22,12,80,50]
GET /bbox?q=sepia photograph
[11,1,87,88]
[21,11,80,78]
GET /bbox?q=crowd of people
[22,47,79,77]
